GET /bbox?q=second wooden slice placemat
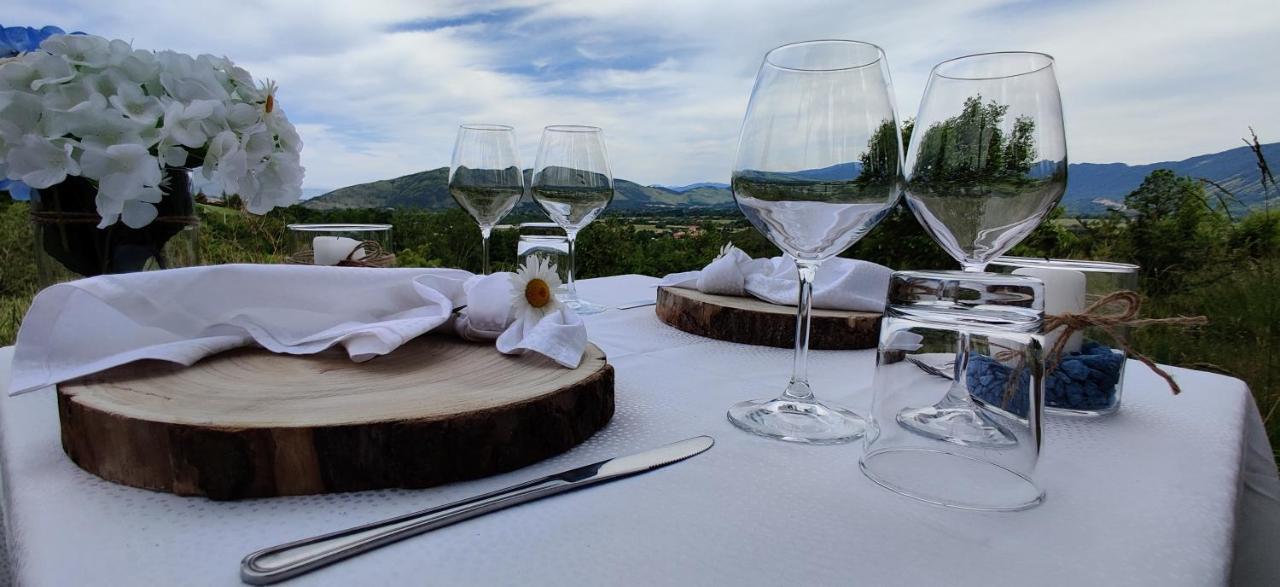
[57,336,613,500]
[655,286,880,350]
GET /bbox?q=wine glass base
[727,398,866,444]
[896,404,1017,448]
[562,297,607,315]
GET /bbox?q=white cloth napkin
[659,246,892,312]
[8,264,588,396]
[448,272,587,369]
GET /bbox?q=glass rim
[459,123,514,132]
[931,51,1055,81]
[990,256,1139,274]
[286,223,393,231]
[544,124,602,133]
[763,39,885,72]
[518,234,569,241]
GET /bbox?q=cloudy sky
[8,0,1279,191]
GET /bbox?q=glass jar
[862,270,1047,512]
[286,224,394,267]
[516,222,569,291]
[989,257,1140,416]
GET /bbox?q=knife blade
[240,435,715,585]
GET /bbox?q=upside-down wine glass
[728,40,904,444]
[449,124,524,275]
[530,125,614,315]
[896,51,1068,447]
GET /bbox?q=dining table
[1,274,1277,586]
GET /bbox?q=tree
[1123,169,1227,293]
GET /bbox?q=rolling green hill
[305,142,1278,214]
[304,167,734,211]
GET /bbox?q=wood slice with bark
[57,336,613,500]
[655,286,880,350]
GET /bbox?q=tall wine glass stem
[480,226,492,275]
[565,230,579,298]
[783,261,819,402]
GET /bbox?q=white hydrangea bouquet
[0,33,303,225]
[0,33,303,279]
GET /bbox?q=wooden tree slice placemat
[57,336,613,500]
[655,286,880,350]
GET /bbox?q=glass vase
[285,224,395,267]
[989,257,1140,416]
[30,167,200,288]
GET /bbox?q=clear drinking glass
[449,124,524,275]
[727,40,904,444]
[862,269,1047,511]
[896,52,1068,446]
[517,222,570,292]
[530,125,614,315]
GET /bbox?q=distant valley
[304,142,1278,215]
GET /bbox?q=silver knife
[240,435,715,585]
[615,299,657,310]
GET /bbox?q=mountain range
[304,142,1278,215]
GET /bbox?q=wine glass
[530,125,614,315]
[896,51,1068,447]
[449,124,524,275]
[728,40,904,444]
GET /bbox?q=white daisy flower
[510,256,563,322]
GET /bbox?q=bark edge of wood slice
[57,336,613,500]
[655,286,880,350]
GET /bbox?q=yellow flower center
[265,93,275,114]
[525,278,552,308]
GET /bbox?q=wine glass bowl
[728,40,904,444]
[531,125,614,315]
[448,124,524,275]
[903,52,1067,271]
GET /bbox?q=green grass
[1133,260,1280,461]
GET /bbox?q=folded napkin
[659,245,892,312]
[9,264,587,396]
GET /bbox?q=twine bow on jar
[1042,290,1208,394]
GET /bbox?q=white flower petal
[120,199,158,228]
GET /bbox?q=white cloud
[6,0,1278,189]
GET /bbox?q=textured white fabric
[660,250,892,312]
[0,274,1275,586]
[8,264,587,395]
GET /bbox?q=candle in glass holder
[313,236,366,266]
[1014,267,1086,353]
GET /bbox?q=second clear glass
[896,51,1068,446]
[530,125,615,315]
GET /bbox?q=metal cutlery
[240,435,715,585]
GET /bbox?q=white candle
[312,236,366,266]
[1014,267,1086,353]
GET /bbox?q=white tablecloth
[0,275,1276,586]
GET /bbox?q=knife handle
[240,476,569,585]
